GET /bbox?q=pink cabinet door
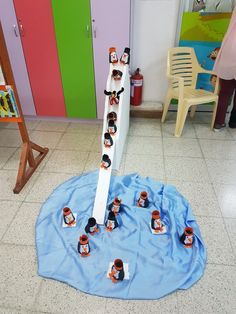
[0,0,36,115]
[90,0,130,119]
[13,0,66,117]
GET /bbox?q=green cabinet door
[52,0,96,118]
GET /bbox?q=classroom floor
[0,113,236,314]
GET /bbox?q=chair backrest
[167,47,200,90]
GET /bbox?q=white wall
[131,0,181,103]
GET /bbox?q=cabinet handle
[13,25,19,37]
[86,25,90,38]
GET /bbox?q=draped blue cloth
[36,171,207,300]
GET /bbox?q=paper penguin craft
[151,210,166,234]
[108,119,117,135]
[120,47,130,65]
[107,111,117,121]
[78,235,90,257]
[112,69,123,81]
[108,198,122,215]
[63,207,76,226]
[109,47,118,64]
[137,191,149,208]
[104,88,124,105]
[104,132,113,148]
[105,211,119,231]
[180,227,194,248]
[85,217,99,235]
[109,259,125,283]
[101,154,111,169]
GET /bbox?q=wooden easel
[0,22,48,194]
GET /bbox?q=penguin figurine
[120,47,130,65]
[107,111,117,122]
[108,197,122,215]
[104,132,113,148]
[101,154,111,169]
[85,217,99,235]
[151,210,165,233]
[63,207,76,226]
[180,227,194,248]
[104,87,124,105]
[109,47,118,64]
[78,234,90,257]
[108,120,117,135]
[105,211,118,232]
[137,191,149,208]
[112,69,123,81]
[109,259,125,283]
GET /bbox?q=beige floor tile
[195,124,233,140]
[105,292,178,313]
[29,130,63,149]
[200,139,236,160]
[83,152,101,173]
[213,184,236,218]
[5,119,40,130]
[228,127,236,140]
[191,112,213,124]
[165,157,210,183]
[90,134,103,152]
[197,216,236,265]
[43,150,88,174]
[177,264,236,314]
[35,120,69,132]
[124,154,165,181]
[56,132,96,151]
[0,200,22,240]
[25,172,73,203]
[0,245,42,310]
[0,307,36,313]
[35,279,106,314]
[163,138,202,157]
[162,121,196,138]
[129,118,161,137]
[0,147,16,169]
[67,121,100,133]
[126,136,163,155]
[224,218,236,257]
[206,159,236,185]
[0,129,21,147]
[2,202,42,246]
[0,169,39,201]
[167,181,221,217]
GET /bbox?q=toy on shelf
[112,69,123,81]
[108,197,122,215]
[85,217,99,235]
[108,259,125,283]
[105,211,118,231]
[101,154,111,169]
[180,227,194,248]
[78,234,90,257]
[151,210,166,234]
[108,119,117,135]
[109,47,118,64]
[104,132,113,148]
[137,191,149,208]
[107,111,117,121]
[120,47,130,65]
[104,87,124,105]
[62,207,76,227]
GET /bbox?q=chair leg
[161,91,172,123]
[210,100,218,130]
[175,103,189,137]
[190,105,197,118]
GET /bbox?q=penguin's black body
[104,132,113,147]
[120,47,130,65]
[104,87,124,105]
[105,211,118,231]
[108,120,117,134]
[137,197,149,208]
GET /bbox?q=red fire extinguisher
[130,68,143,106]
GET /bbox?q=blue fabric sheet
[36,171,207,300]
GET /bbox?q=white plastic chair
[161,47,219,137]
